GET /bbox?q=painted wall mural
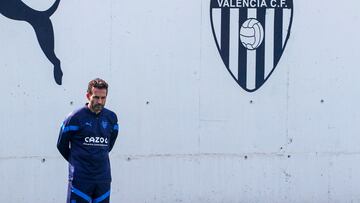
[0,0,63,85]
[210,0,293,92]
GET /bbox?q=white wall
[1,0,360,202]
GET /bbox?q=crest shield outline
[101,121,108,129]
[210,0,294,92]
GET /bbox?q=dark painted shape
[220,8,230,68]
[274,8,283,68]
[238,8,248,88]
[0,0,63,85]
[255,8,266,89]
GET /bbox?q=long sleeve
[109,116,119,152]
[57,114,79,161]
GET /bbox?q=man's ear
[86,92,91,100]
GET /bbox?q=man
[57,78,119,203]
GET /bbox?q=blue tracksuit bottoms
[67,180,111,203]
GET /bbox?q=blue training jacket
[57,105,119,182]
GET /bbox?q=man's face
[87,87,107,114]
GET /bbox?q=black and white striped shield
[210,0,293,92]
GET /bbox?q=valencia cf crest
[101,121,108,129]
[210,0,293,92]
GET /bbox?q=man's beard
[91,103,104,113]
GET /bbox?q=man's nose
[98,98,105,103]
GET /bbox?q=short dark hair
[87,78,108,94]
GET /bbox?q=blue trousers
[67,180,111,203]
